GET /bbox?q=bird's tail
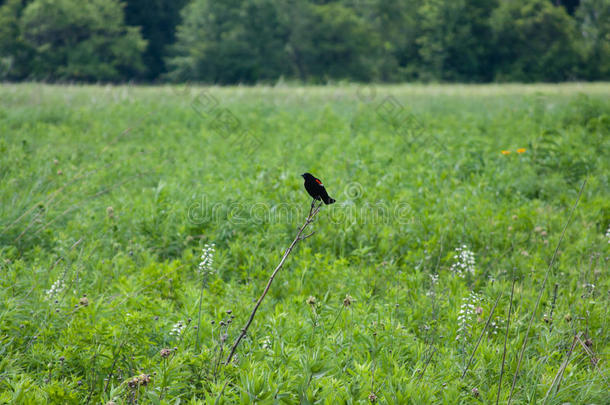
[324,197,336,205]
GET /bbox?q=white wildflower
[170,321,186,336]
[489,316,503,336]
[606,225,610,243]
[456,291,479,343]
[583,283,595,297]
[45,278,65,301]
[426,273,439,297]
[450,245,476,278]
[198,243,215,276]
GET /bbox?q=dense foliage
[123,0,189,80]
[0,0,146,81]
[1,0,609,83]
[0,83,608,403]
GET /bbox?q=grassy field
[0,83,608,404]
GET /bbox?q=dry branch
[507,178,586,404]
[461,292,502,378]
[225,201,323,365]
[496,273,516,405]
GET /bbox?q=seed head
[139,374,150,386]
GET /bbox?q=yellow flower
[501,150,511,155]
[517,148,526,154]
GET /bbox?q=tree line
[0,0,608,83]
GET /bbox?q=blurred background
[0,0,608,84]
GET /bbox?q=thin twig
[49,238,84,275]
[225,201,323,365]
[104,340,127,393]
[461,292,502,378]
[549,283,558,333]
[214,379,231,405]
[496,271,516,405]
[0,167,87,236]
[508,178,586,404]
[542,333,580,404]
[27,172,147,240]
[418,232,444,382]
[328,305,344,333]
[85,352,98,404]
[575,335,607,385]
[417,347,436,382]
[299,231,316,241]
[196,283,205,351]
[2,157,125,237]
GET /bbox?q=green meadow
[0,83,608,404]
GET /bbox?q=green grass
[0,83,608,404]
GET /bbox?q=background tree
[18,0,146,81]
[123,0,189,81]
[491,0,582,82]
[554,0,581,15]
[167,0,290,84]
[0,0,33,80]
[280,1,377,82]
[363,0,421,81]
[576,0,610,79]
[416,0,498,82]
[0,0,608,83]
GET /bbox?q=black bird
[302,173,336,205]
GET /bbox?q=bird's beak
[301,174,305,178]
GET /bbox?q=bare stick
[27,172,147,240]
[418,232,444,382]
[0,167,86,236]
[461,292,502,378]
[417,347,436,382]
[225,201,323,365]
[575,335,607,385]
[508,178,586,404]
[214,379,230,405]
[542,334,580,404]
[104,340,127,393]
[548,283,558,333]
[496,273,516,405]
